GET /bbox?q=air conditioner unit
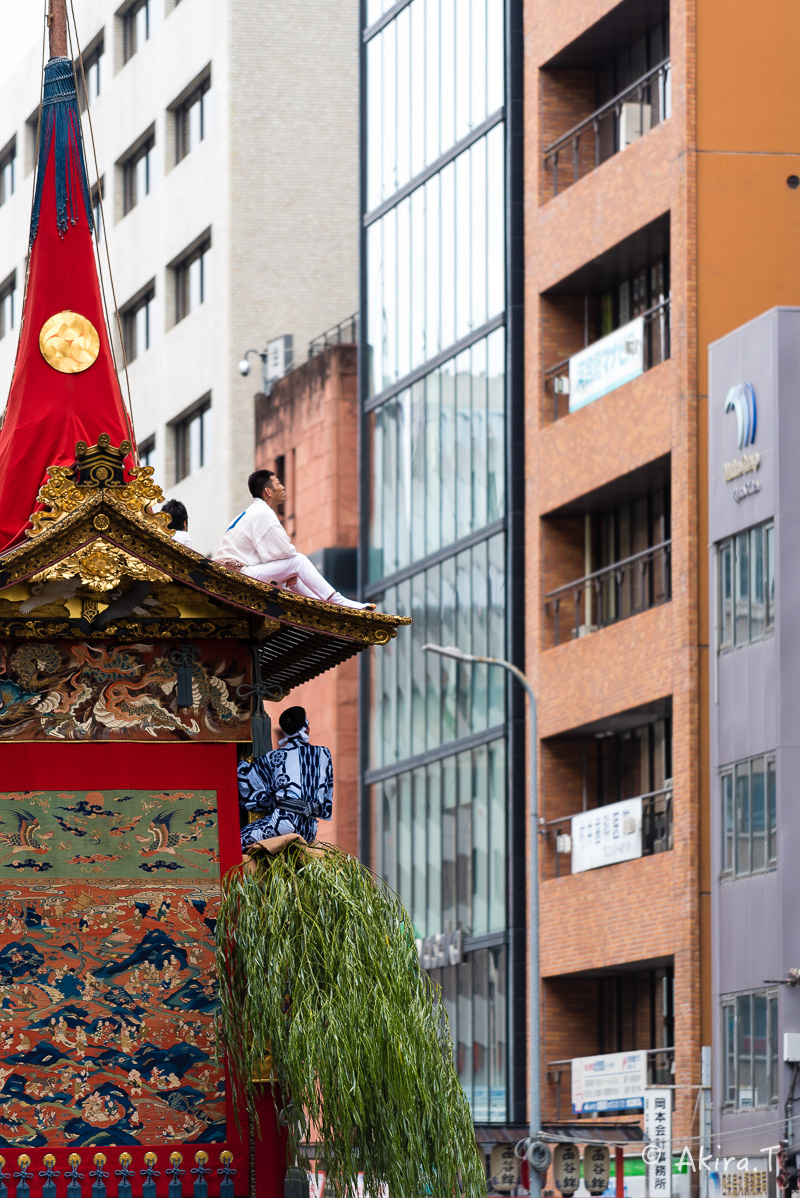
[266,334,294,384]
[553,375,570,394]
[556,833,572,854]
[622,816,637,835]
[573,623,598,639]
[619,102,652,148]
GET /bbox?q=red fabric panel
[0,743,286,1198]
[0,135,133,553]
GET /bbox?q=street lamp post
[421,644,546,1198]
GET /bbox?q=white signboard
[569,316,645,412]
[572,1050,647,1114]
[571,797,643,874]
[644,1089,672,1198]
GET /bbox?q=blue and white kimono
[238,730,333,848]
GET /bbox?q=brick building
[526,0,800,1178]
[254,341,362,857]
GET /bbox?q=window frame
[139,436,156,471]
[121,286,155,363]
[123,0,150,64]
[717,520,775,651]
[174,237,211,323]
[0,140,16,207]
[77,38,104,110]
[720,752,777,878]
[173,397,212,483]
[721,990,779,1111]
[175,75,211,164]
[0,273,17,340]
[122,133,155,216]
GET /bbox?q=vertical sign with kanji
[584,1145,610,1196]
[553,1144,581,1196]
[644,1088,672,1198]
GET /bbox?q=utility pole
[48,0,68,58]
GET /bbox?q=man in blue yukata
[238,706,333,849]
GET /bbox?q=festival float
[0,3,486,1196]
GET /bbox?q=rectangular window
[122,287,155,363]
[123,0,150,63]
[0,273,17,340]
[122,134,155,215]
[139,437,156,470]
[717,521,774,650]
[722,990,779,1110]
[174,398,211,482]
[77,40,104,110]
[0,141,16,206]
[175,76,211,163]
[721,753,776,877]
[175,238,211,322]
[91,179,104,244]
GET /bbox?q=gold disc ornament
[39,310,100,374]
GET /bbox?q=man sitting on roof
[214,470,373,610]
[161,499,193,549]
[239,706,332,848]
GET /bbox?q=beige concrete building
[0,0,358,553]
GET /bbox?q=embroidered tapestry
[0,789,224,1147]
[0,642,251,742]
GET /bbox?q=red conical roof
[0,56,134,553]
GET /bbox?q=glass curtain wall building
[359,0,525,1127]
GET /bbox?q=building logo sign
[571,1050,647,1114]
[725,381,757,450]
[571,796,643,873]
[568,316,645,412]
[723,382,761,502]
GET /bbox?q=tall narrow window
[722,990,779,1110]
[174,398,211,482]
[0,274,17,340]
[721,753,777,878]
[0,141,16,207]
[123,0,150,63]
[77,40,104,110]
[140,437,156,470]
[91,178,104,244]
[122,287,155,362]
[122,134,155,215]
[175,76,211,163]
[717,522,774,649]
[174,238,211,322]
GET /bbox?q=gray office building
[709,307,800,1165]
[358,0,525,1130]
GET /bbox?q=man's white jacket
[214,498,296,566]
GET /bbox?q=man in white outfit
[214,470,374,610]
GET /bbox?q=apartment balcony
[542,784,673,879]
[545,538,671,646]
[544,296,670,422]
[543,59,671,200]
[540,214,671,423]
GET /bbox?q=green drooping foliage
[215,841,485,1198]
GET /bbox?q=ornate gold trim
[32,543,169,592]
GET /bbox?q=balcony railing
[544,539,671,646]
[308,312,359,359]
[544,298,671,422]
[546,1047,675,1119]
[543,786,674,879]
[543,58,671,198]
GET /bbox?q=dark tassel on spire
[30,57,93,245]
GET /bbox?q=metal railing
[544,539,671,646]
[543,59,671,198]
[543,786,674,878]
[546,1047,675,1119]
[543,298,671,422]
[308,312,359,359]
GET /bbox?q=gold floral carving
[39,311,100,374]
[32,544,169,592]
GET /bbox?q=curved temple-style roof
[0,437,409,697]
